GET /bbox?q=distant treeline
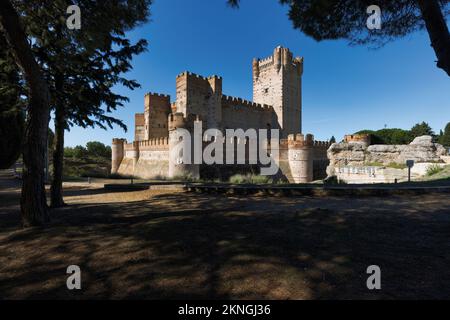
[64,141,111,159]
[355,122,450,146]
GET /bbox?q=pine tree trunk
[21,98,50,226]
[417,0,450,76]
[50,101,66,208]
[0,0,51,226]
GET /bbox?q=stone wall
[116,138,170,178]
[327,135,449,183]
[221,95,274,131]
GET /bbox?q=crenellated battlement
[257,56,274,68]
[124,142,136,151]
[112,138,126,145]
[313,140,331,149]
[286,134,330,149]
[253,46,303,70]
[221,94,273,111]
[138,137,169,150]
[176,71,222,81]
[145,92,171,100]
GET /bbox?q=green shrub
[229,174,246,184]
[249,175,272,184]
[229,174,272,184]
[86,141,112,158]
[426,164,444,176]
[365,162,384,167]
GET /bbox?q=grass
[63,156,110,179]
[387,162,407,169]
[365,161,384,167]
[364,162,407,169]
[426,164,447,176]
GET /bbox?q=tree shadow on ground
[1,191,450,299]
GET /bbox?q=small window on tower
[264,88,269,94]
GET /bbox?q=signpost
[406,160,414,182]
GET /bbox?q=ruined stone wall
[327,135,449,183]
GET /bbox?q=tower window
[264,88,269,94]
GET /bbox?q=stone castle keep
[111,47,330,182]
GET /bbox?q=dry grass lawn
[1,174,450,299]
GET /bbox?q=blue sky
[64,0,450,147]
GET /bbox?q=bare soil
[1,172,450,299]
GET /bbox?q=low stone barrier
[185,183,450,197]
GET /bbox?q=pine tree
[440,122,450,146]
[0,0,51,226]
[14,0,151,207]
[0,32,25,169]
[410,122,435,139]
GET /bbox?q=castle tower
[175,72,222,130]
[253,46,303,138]
[287,133,314,183]
[144,93,172,140]
[168,113,200,179]
[111,138,126,174]
[344,134,371,147]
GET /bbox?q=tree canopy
[410,121,435,138]
[0,32,25,169]
[439,122,450,146]
[229,0,450,76]
[355,121,445,145]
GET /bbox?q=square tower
[143,93,172,139]
[175,72,222,129]
[252,46,303,138]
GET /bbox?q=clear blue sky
[64,0,450,147]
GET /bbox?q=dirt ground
[1,173,450,299]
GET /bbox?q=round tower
[274,46,282,70]
[252,58,260,79]
[131,141,139,171]
[111,138,126,174]
[168,113,200,180]
[344,134,371,147]
[288,133,314,183]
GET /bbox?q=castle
[111,46,330,182]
